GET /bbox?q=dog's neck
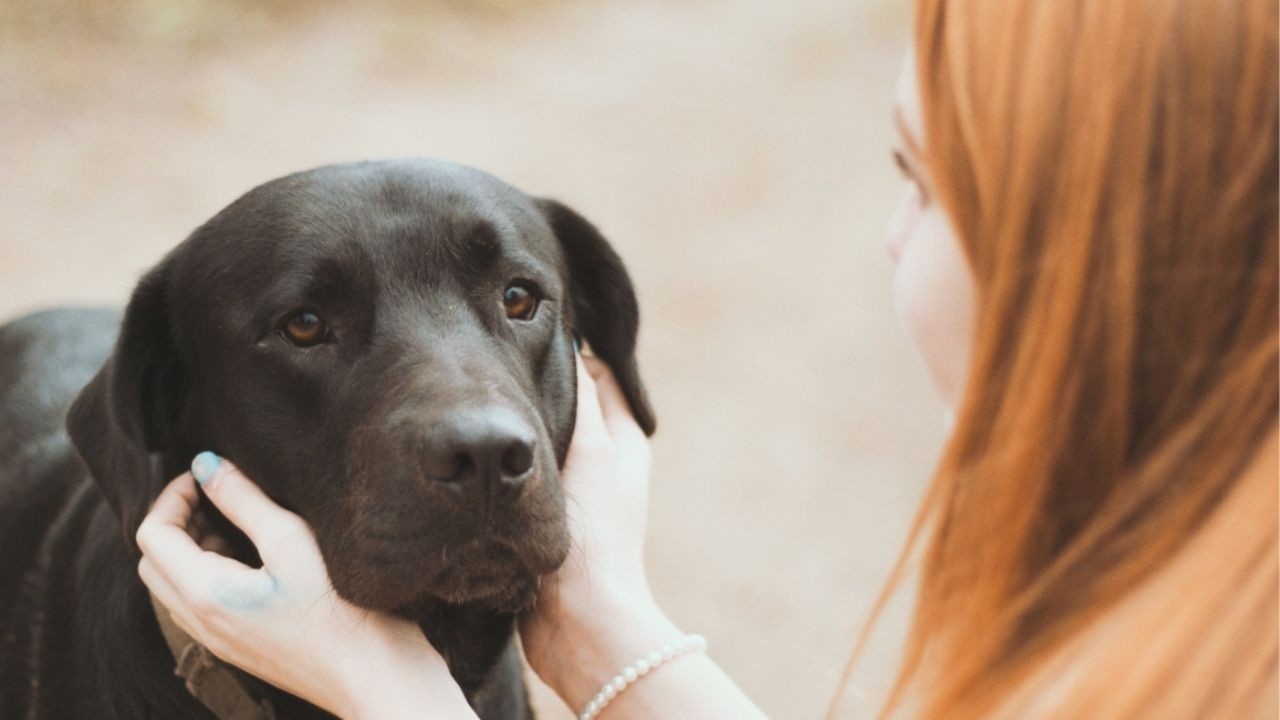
[410,599,521,693]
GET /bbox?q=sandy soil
[0,1,944,716]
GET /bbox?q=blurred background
[0,0,944,716]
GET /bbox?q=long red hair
[838,0,1278,716]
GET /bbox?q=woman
[137,0,1279,717]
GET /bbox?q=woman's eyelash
[893,150,912,177]
[892,149,931,204]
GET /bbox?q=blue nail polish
[191,451,221,486]
[573,336,582,352]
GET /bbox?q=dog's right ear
[67,259,186,551]
[538,199,656,436]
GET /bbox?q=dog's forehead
[172,160,568,326]
[282,161,555,257]
[194,160,560,273]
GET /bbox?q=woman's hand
[519,355,684,709]
[136,457,476,720]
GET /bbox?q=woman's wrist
[346,673,474,720]
[338,622,476,720]
[539,582,685,711]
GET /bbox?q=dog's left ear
[538,199,656,436]
[67,258,187,551]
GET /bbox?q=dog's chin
[334,548,544,615]
[428,571,540,613]
[421,546,542,612]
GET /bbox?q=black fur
[0,159,654,719]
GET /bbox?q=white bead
[577,634,709,720]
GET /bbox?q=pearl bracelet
[578,634,708,720]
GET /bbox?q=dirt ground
[0,1,945,716]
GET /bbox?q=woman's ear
[538,198,656,436]
[66,258,188,551]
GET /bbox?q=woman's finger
[582,356,647,446]
[144,536,262,608]
[139,554,208,635]
[138,471,201,535]
[573,354,608,437]
[139,474,267,595]
[189,453,311,563]
[138,555,182,613]
[136,475,216,574]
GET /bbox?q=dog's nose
[420,407,536,506]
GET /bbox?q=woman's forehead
[894,52,924,145]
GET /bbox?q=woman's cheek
[886,183,922,262]
[892,206,976,411]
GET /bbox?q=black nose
[420,407,537,508]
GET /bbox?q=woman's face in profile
[886,54,975,413]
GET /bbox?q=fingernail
[191,451,222,486]
[573,336,582,352]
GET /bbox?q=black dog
[0,159,655,719]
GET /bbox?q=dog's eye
[281,311,328,347]
[502,283,539,321]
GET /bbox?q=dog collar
[149,593,278,720]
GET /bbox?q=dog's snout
[421,407,536,506]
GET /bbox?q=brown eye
[502,283,539,321]
[282,311,327,346]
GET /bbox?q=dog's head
[67,159,654,613]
